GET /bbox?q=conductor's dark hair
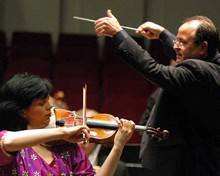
[184,16,219,59]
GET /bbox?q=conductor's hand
[136,22,165,40]
[95,9,123,37]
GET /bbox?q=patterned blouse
[0,131,95,176]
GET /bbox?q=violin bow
[82,84,87,143]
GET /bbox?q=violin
[54,108,169,144]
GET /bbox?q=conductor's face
[173,20,205,63]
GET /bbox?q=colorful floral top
[0,131,95,176]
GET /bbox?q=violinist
[0,73,135,176]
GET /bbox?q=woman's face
[23,97,52,129]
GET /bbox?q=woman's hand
[95,117,134,176]
[113,117,135,149]
[61,125,90,144]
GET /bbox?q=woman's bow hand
[61,125,90,143]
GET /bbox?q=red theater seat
[4,31,53,81]
[53,33,99,110]
[101,36,153,143]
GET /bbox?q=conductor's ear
[199,41,208,56]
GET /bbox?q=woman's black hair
[0,73,53,131]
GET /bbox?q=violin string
[73,16,138,31]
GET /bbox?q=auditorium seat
[53,33,99,110]
[3,31,53,81]
[101,36,153,143]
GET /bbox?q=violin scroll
[147,126,169,143]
